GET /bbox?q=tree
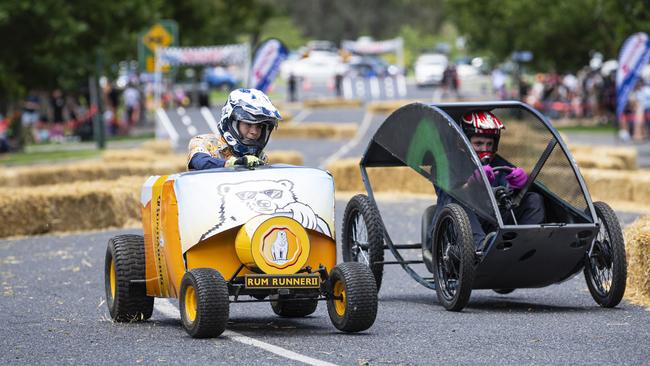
[444,0,650,72]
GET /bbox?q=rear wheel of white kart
[271,296,318,317]
[432,204,475,312]
[327,262,378,332]
[180,268,229,338]
[104,234,154,322]
[584,202,627,308]
[342,194,385,291]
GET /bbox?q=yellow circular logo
[251,216,310,274]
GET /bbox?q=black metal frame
[357,101,599,290]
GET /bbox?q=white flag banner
[616,32,650,118]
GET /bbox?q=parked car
[347,56,400,78]
[280,51,349,83]
[203,67,239,90]
[414,53,448,87]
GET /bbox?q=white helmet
[218,88,282,156]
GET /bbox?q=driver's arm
[188,152,227,170]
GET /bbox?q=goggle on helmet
[461,111,505,164]
[218,88,282,157]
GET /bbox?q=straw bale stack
[366,100,418,114]
[140,139,173,154]
[326,158,433,194]
[570,145,637,170]
[0,176,143,237]
[0,160,183,187]
[302,98,363,108]
[624,215,650,306]
[274,123,357,139]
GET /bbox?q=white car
[414,53,448,87]
[280,51,348,83]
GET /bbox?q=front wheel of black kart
[180,268,230,338]
[584,201,627,308]
[432,204,475,311]
[271,296,318,317]
[327,262,378,332]
[342,194,385,291]
[105,234,154,322]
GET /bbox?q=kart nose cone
[235,216,311,274]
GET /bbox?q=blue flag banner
[251,39,289,93]
[616,32,650,119]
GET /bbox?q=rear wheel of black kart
[180,268,229,338]
[432,204,475,311]
[104,234,154,322]
[327,262,378,332]
[493,289,515,295]
[584,201,627,308]
[271,296,318,317]
[342,194,385,291]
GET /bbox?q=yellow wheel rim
[184,285,197,323]
[109,258,116,299]
[333,280,347,316]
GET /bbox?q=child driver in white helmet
[187,88,281,170]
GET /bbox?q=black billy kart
[341,101,627,311]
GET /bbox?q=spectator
[50,89,66,142]
[21,92,40,143]
[639,79,650,140]
[123,83,141,128]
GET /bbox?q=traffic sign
[138,20,178,73]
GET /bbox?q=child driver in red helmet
[432,111,545,250]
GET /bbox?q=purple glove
[469,165,495,185]
[506,167,528,189]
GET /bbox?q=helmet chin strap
[478,151,494,164]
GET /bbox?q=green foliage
[258,16,308,50]
[444,0,650,72]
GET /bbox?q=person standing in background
[50,89,65,142]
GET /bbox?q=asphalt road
[2,94,650,365]
[1,197,648,366]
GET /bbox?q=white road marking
[177,107,186,116]
[155,108,179,146]
[187,125,198,136]
[200,107,220,134]
[291,109,312,124]
[369,77,380,99]
[318,110,373,169]
[396,74,407,97]
[156,299,338,366]
[181,115,192,126]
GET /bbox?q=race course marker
[156,299,339,366]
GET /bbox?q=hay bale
[366,100,418,114]
[0,176,144,237]
[624,215,650,306]
[581,169,635,202]
[267,151,304,166]
[571,144,637,170]
[274,123,357,139]
[140,139,173,154]
[302,98,363,108]
[0,160,185,187]
[326,158,433,194]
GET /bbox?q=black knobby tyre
[271,297,318,317]
[327,262,378,332]
[584,201,627,308]
[341,194,385,291]
[104,234,154,322]
[432,203,475,311]
[180,268,230,338]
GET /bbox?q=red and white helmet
[461,111,505,163]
